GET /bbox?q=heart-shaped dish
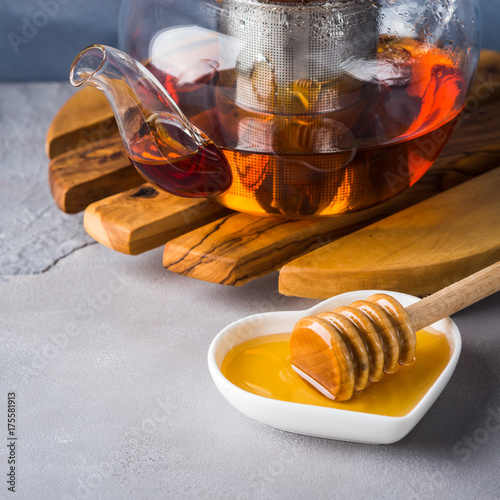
[207,290,461,444]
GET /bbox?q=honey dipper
[290,261,500,401]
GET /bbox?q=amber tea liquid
[146,39,466,217]
[127,115,232,197]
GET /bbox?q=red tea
[143,38,465,216]
[127,115,232,198]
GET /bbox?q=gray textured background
[1,77,499,500]
[0,0,498,81]
[1,2,500,499]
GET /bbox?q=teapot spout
[69,44,232,198]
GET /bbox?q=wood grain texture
[46,87,116,159]
[279,168,500,299]
[84,184,231,255]
[469,50,500,107]
[161,95,500,286]
[162,212,382,286]
[49,136,143,213]
[406,261,500,331]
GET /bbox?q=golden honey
[221,330,451,417]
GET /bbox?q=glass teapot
[71,0,481,217]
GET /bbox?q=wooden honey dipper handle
[406,261,500,332]
[290,261,500,402]
[290,262,500,401]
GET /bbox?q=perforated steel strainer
[218,0,379,116]
[214,0,382,215]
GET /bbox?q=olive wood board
[46,50,500,296]
[84,187,231,256]
[46,87,118,160]
[279,167,500,298]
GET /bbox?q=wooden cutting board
[47,50,500,296]
[279,167,500,298]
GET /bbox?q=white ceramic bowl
[208,291,462,444]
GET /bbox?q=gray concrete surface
[0,82,94,275]
[1,83,500,499]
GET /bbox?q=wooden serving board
[47,51,500,297]
[279,167,500,298]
